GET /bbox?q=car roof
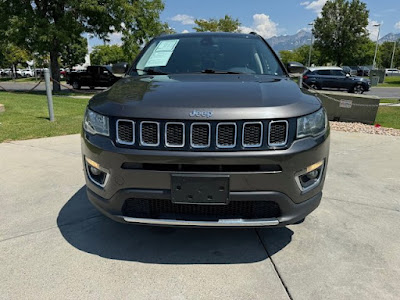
[156,32,260,40]
[308,66,343,72]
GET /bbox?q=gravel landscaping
[330,121,400,136]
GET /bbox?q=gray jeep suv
[82,32,330,227]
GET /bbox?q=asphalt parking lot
[1,131,399,299]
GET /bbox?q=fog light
[306,169,319,179]
[295,160,325,192]
[90,166,101,176]
[85,157,109,188]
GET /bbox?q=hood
[354,76,370,82]
[89,74,321,120]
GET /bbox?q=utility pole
[390,39,397,69]
[308,23,314,67]
[372,23,381,69]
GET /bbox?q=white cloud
[300,0,328,14]
[170,14,195,25]
[239,14,279,39]
[182,29,189,33]
[395,21,400,31]
[367,20,382,41]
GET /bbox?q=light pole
[86,33,93,67]
[372,23,381,69]
[390,39,397,69]
[308,22,314,67]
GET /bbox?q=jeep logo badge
[189,110,213,118]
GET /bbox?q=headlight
[297,108,327,138]
[83,108,109,136]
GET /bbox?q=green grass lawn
[379,76,400,87]
[0,77,37,82]
[0,92,399,143]
[380,98,400,104]
[0,92,88,142]
[375,107,400,129]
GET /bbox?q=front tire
[72,81,81,90]
[309,83,320,90]
[351,84,365,94]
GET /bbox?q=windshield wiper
[201,69,243,74]
[133,68,169,75]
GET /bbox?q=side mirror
[346,73,350,78]
[110,62,129,75]
[286,62,307,74]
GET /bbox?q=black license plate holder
[171,174,229,204]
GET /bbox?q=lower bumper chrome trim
[121,216,279,227]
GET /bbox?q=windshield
[133,35,285,76]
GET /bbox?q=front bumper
[82,129,330,227]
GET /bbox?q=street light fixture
[308,22,314,67]
[372,23,381,69]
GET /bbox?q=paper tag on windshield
[145,39,179,67]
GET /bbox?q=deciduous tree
[91,45,128,66]
[193,15,241,32]
[0,44,31,77]
[279,45,326,66]
[313,0,369,66]
[62,37,88,69]
[0,0,167,91]
[378,40,400,68]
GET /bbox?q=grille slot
[140,121,159,146]
[116,119,290,150]
[191,123,210,148]
[122,199,281,221]
[165,123,185,147]
[269,121,288,146]
[243,122,263,147]
[116,120,134,145]
[217,123,237,148]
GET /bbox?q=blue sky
[90,0,400,49]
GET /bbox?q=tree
[0,0,167,91]
[342,38,375,66]
[313,0,369,66]
[121,1,172,62]
[62,37,88,69]
[377,40,400,68]
[193,15,241,32]
[279,45,327,66]
[91,45,128,65]
[1,44,31,77]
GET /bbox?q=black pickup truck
[66,66,120,89]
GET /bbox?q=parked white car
[2,68,12,76]
[385,69,400,76]
[21,69,34,77]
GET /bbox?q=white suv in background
[385,69,400,76]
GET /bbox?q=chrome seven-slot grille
[116,119,289,150]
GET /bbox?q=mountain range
[267,30,400,53]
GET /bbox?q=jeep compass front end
[81,32,330,227]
